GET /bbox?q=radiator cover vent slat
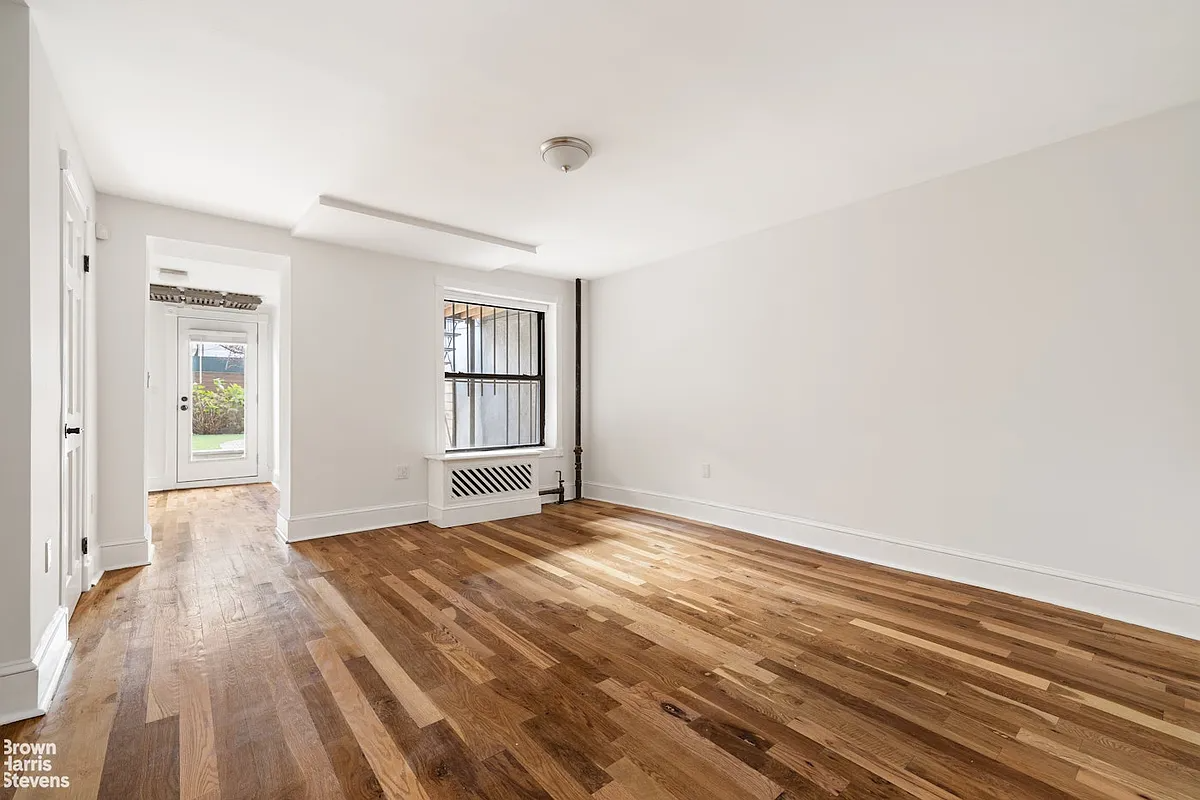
[451,462,533,498]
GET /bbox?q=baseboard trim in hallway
[279,500,428,542]
[584,480,1200,640]
[97,527,153,571]
[0,607,72,725]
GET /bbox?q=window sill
[426,447,563,462]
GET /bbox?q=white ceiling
[30,1,1200,278]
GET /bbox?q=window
[443,300,544,450]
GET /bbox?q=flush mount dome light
[540,136,592,173]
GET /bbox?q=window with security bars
[443,300,545,450]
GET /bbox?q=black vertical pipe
[537,312,546,446]
[574,278,583,501]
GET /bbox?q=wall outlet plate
[701,463,711,479]
[395,465,410,480]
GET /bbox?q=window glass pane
[482,312,495,373]
[444,377,540,449]
[507,308,520,374]
[443,304,543,376]
[471,306,483,371]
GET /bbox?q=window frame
[443,298,546,452]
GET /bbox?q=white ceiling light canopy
[540,136,592,173]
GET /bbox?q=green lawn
[191,433,246,453]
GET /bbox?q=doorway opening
[144,237,284,496]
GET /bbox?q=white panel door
[176,317,259,483]
[60,173,86,614]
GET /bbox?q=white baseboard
[274,492,559,541]
[429,495,541,528]
[99,525,153,570]
[34,609,71,716]
[584,481,1200,641]
[86,569,105,591]
[0,666,40,726]
[279,501,428,543]
[0,606,73,725]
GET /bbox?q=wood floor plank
[310,576,445,728]
[3,485,1198,800]
[851,617,1054,689]
[411,569,558,669]
[378,575,483,658]
[602,757,680,800]
[179,658,219,800]
[598,679,782,800]
[308,637,430,800]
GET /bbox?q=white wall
[29,6,97,656]
[0,1,35,673]
[1,5,97,723]
[588,102,1200,638]
[95,196,577,552]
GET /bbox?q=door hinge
[81,537,88,555]
[83,255,90,273]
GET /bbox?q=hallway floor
[2,484,1199,799]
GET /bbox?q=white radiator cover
[426,451,541,527]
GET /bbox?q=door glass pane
[191,340,247,459]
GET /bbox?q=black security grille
[450,463,533,498]
[444,300,545,451]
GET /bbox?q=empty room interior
[3,1,1200,798]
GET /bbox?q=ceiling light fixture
[540,136,592,173]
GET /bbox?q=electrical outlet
[701,463,711,479]
[45,539,53,573]
[395,464,410,480]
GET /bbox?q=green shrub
[192,379,245,435]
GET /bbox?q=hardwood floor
[3,484,1199,799]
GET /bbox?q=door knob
[180,404,189,411]
[64,426,81,436]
